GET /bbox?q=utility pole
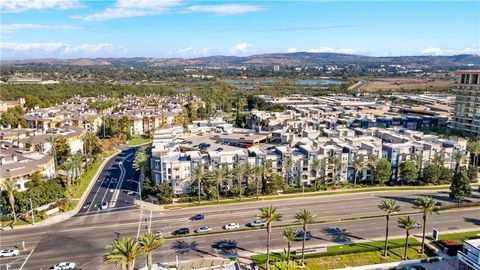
[148,209,152,233]
[29,197,34,225]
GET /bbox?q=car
[395,266,426,270]
[109,189,114,193]
[50,262,76,270]
[294,231,313,241]
[223,223,240,230]
[215,147,224,151]
[154,229,163,237]
[173,228,190,235]
[249,219,266,227]
[190,214,205,221]
[217,242,237,249]
[195,226,212,233]
[100,201,108,210]
[0,248,19,257]
[413,222,422,229]
[82,203,90,209]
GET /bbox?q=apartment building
[452,70,480,137]
[458,239,480,270]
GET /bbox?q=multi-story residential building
[452,70,480,137]
[458,239,480,270]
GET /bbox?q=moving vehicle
[173,228,190,235]
[223,223,240,230]
[100,201,108,210]
[217,242,236,249]
[395,266,426,270]
[195,226,212,233]
[294,231,313,241]
[0,248,19,257]
[190,214,205,221]
[154,229,163,237]
[249,219,266,227]
[413,222,422,229]
[50,262,76,270]
[82,203,90,209]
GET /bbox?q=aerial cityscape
[0,1,479,270]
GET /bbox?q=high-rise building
[452,70,480,137]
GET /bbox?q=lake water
[296,79,342,85]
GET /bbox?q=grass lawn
[430,230,480,241]
[127,136,151,146]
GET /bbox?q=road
[0,148,479,269]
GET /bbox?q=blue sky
[1,0,479,59]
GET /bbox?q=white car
[0,248,19,257]
[195,226,212,233]
[50,262,76,270]
[100,201,108,210]
[154,229,163,237]
[223,223,240,230]
[250,219,266,227]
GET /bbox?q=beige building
[452,70,480,137]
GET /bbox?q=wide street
[0,148,479,269]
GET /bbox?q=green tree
[352,156,364,187]
[328,156,342,188]
[233,163,248,201]
[284,156,294,185]
[212,166,228,203]
[257,206,283,270]
[82,131,100,167]
[138,232,165,269]
[47,135,61,174]
[311,158,322,190]
[156,183,173,204]
[1,178,18,223]
[281,227,298,265]
[399,161,418,185]
[61,159,76,197]
[375,159,392,185]
[378,200,400,257]
[367,154,379,185]
[467,166,478,183]
[450,167,472,206]
[104,237,142,270]
[467,140,480,167]
[133,147,149,182]
[397,216,417,260]
[422,164,442,185]
[413,197,439,254]
[191,166,205,205]
[295,209,315,266]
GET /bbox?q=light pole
[29,196,34,225]
[127,179,142,201]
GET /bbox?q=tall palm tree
[191,166,205,205]
[212,166,228,203]
[47,135,60,175]
[104,237,142,270]
[133,147,149,184]
[411,152,424,175]
[413,197,439,254]
[258,206,283,270]
[328,156,341,188]
[284,156,294,185]
[138,232,165,269]
[252,165,262,199]
[282,227,298,265]
[467,140,480,166]
[233,163,248,201]
[378,200,400,257]
[82,131,99,167]
[1,178,17,223]
[61,159,75,197]
[367,154,379,185]
[352,156,364,187]
[397,216,417,260]
[262,160,273,192]
[311,158,321,190]
[453,151,466,172]
[295,209,316,266]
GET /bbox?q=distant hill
[1,52,479,68]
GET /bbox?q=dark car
[216,242,237,249]
[173,228,190,235]
[395,266,426,270]
[294,231,312,241]
[190,214,205,221]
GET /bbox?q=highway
[0,147,479,269]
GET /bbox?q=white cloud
[420,47,444,56]
[306,47,358,54]
[231,43,254,55]
[462,47,479,54]
[71,0,181,21]
[287,47,298,53]
[1,42,127,58]
[0,24,80,34]
[185,4,263,16]
[170,46,209,58]
[1,0,84,12]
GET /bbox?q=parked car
[215,147,224,151]
[223,223,240,230]
[294,231,312,241]
[195,226,212,233]
[190,214,205,221]
[50,262,76,270]
[154,229,163,237]
[413,222,422,229]
[173,228,190,235]
[249,219,266,227]
[0,248,19,257]
[395,266,426,270]
[217,242,237,249]
[100,201,108,210]
[82,203,90,209]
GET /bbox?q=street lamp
[127,179,142,200]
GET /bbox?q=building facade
[452,70,480,137]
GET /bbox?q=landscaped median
[127,135,152,147]
[165,185,459,209]
[252,238,434,269]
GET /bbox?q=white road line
[19,248,34,270]
[111,153,133,208]
[136,208,144,238]
[100,178,117,206]
[86,176,108,213]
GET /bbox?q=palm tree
[138,232,165,269]
[258,206,283,270]
[311,158,321,190]
[252,165,262,199]
[295,209,316,266]
[104,237,142,270]
[397,216,417,260]
[367,154,379,185]
[233,163,248,201]
[432,151,446,167]
[467,140,480,167]
[47,135,60,175]
[133,147,149,182]
[352,156,364,187]
[262,160,273,192]
[378,200,400,257]
[1,178,17,223]
[72,153,84,190]
[284,156,294,185]
[453,151,466,172]
[82,131,99,167]
[413,197,439,254]
[328,156,341,188]
[212,166,228,203]
[61,159,75,197]
[191,166,205,205]
[411,152,424,175]
[282,227,298,265]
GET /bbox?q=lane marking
[111,153,134,208]
[86,176,109,213]
[136,208,143,238]
[19,248,34,270]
